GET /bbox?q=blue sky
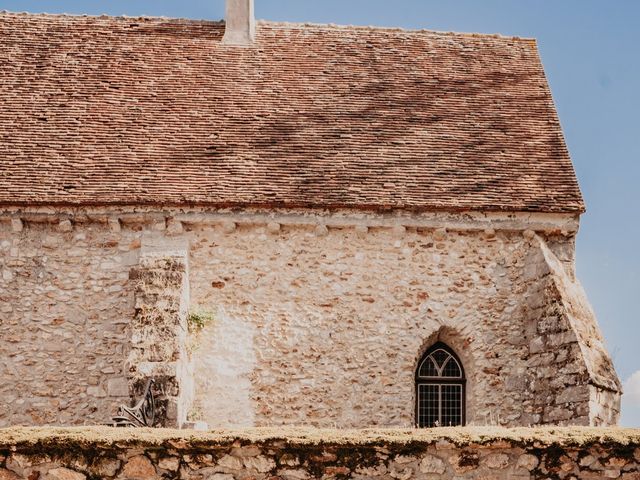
[3,0,639,426]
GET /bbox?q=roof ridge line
[259,20,534,41]
[0,10,533,41]
[0,10,223,23]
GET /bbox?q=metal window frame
[415,342,466,427]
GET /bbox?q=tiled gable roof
[0,13,584,213]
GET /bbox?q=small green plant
[187,307,215,333]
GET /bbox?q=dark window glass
[441,357,462,378]
[417,384,439,428]
[431,349,449,367]
[441,384,463,426]
[418,357,439,377]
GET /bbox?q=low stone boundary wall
[0,427,638,479]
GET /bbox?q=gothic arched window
[415,342,466,427]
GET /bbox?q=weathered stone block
[0,469,19,480]
[231,445,261,458]
[391,225,406,238]
[544,406,574,422]
[484,453,510,469]
[221,220,236,233]
[58,219,73,232]
[108,217,122,232]
[314,224,328,237]
[279,469,309,480]
[621,471,640,480]
[218,455,243,470]
[530,336,545,354]
[158,456,180,471]
[354,224,368,237]
[325,466,350,476]
[48,468,86,480]
[86,386,107,398]
[267,222,281,234]
[167,219,183,235]
[107,377,129,397]
[10,218,23,233]
[207,475,234,480]
[517,454,539,471]
[243,455,275,473]
[122,455,156,480]
[419,454,446,474]
[94,458,121,477]
[152,219,166,231]
[556,385,589,404]
[433,228,447,240]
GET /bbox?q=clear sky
[3,0,639,426]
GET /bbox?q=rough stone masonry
[0,208,621,428]
[0,427,638,480]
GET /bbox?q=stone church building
[0,0,621,429]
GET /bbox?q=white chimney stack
[222,0,256,45]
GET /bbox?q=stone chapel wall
[186,219,601,428]
[0,210,620,427]
[0,219,138,426]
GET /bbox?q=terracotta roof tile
[0,13,584,213]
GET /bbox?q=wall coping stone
[1,427,638,449]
